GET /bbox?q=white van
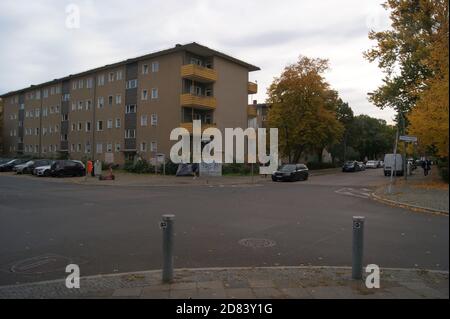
[383,154,403,176]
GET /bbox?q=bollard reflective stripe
[352,216,365,280]
[162,214,175,283]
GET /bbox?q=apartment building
[247,101,270,129]
[1,43,259,164]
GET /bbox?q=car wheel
[271,176,277,182]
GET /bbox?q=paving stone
[386,287,423,299]
[112,287,143,297]
[248,279,275,288]
[280,288,312,299]
[226,288,255,299]
[170,282,197,290]
[197,281,224,290]
[196,288,227,299]
[252,288,285,299]
[140,289,170,299]
[169,289,197,299]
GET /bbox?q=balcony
[247,105,257,117]
[248,82,258,94]
[180,94,216,110]
[180,122,217,134]
[181,64,217,83]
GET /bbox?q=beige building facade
[1,43,259,164]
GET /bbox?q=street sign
[399,135,417,143]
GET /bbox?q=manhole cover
[10,254,73,275]
[238,238,276,248]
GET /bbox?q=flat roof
[1,42,260,98]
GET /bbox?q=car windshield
[367,161,376,164]
[280,165,296,172]
[345,161,355,165]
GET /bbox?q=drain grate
[238,238,276,248]
[10,254,73,275]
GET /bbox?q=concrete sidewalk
[0,266,447,299]
[373,170,449,214]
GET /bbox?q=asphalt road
[0,169,448,285]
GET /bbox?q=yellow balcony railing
[180,122,217,134]
[248,82,258,94]
[180,94,217,109]
[181,64,217,83]
[247,105,257,117]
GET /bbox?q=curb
[371,193,449,216]
[1,265,448,290]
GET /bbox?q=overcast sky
[0,0,395,123]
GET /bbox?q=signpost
[399,136,418,143]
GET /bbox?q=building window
[78,80,84,89]
[86,100,92,110]
[107,119,113,129]
[141,115,147,126]
[107,143,113,152]
[76,144,81,152]
[43,108,48,117]
[78,122,83,131]
[109,72,115,82]
[115,118,121,128]
[96,143,103,154]
[97,121,103,131]
[62,114,68,121]
[151,88,158,99]
[51,87,55,95]
[55,105,60,113]
[108,96,113,106]
[98,74,105,86]
[85,143,91,154]
[98,97,104,108]
[115,143,121,152]
[55,86,61,94]
[115,94,121,105]
[43,89,49,98]
[152,61,159,73]
[125,104,136,114]
[116,70,123,80]
[63,93,71,101]
[72,123,76,131]
[125,129,136,139]
[72,102,76,111]
[151,141,158,152]
[87,78,93,89]
[71,144,75,152]
[142,64,149,74]
[140,142,147,152]
[36,91,41,100]
[151,113,158,126]
[126,79,138,89]
[142,89,148,100]
[78,101,83,110]
[86,122,91,132]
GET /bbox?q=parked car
[34,162,55,177]
[0,159,29,172]
[15,159,53,174]
[0,158,12,165]
[365,160,379,169]
[357,162,366,171]
[383,154,403,176]
[272,164,309,182]
[50,160,86,177]
[342,161,360,172]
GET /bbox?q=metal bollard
[161,214,175,283]
[352,216,365,280]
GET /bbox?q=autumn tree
[267,56,344,163]
[364,0,439,119]
[408,0,449,158]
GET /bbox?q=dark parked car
[342,161,361,172]
[272,164,309,182]
[15,159,53,174]
[0,159,29,172]
[50,160,86,177]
